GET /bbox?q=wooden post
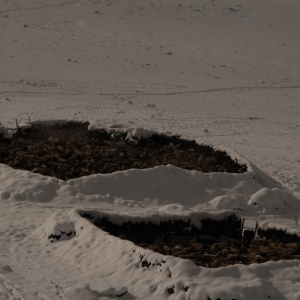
[254,221,259,237]
[241,218,245,232]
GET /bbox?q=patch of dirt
[84,215,300,268]
[0,122,247,180]
[149,236,300,268]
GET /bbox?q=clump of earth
[0,122,247,180]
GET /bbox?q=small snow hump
[40,211,76,243]
[64,283,128,300]
[158,203,192,213]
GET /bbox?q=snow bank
[38,209,300,300]
[67,164,299,215]
[0,164,59,202]
[248,187,298,214]
[64,283,128,300]
[0,159,299,215]
[18,122,32,130]
[258,221,300,237]
[77,207,240,229]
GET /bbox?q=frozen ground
[0,0,300,299]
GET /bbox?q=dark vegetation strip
[0,122,247,180]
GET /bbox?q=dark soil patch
[0,122,247,180]
[82,214,300,268]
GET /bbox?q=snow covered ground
[0,0,300,299]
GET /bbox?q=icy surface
[0,0,300,299]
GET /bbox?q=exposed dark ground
[82,213,300,268]
[0,122,247,180]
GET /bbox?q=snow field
[1,0,300,298]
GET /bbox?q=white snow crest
[258,221,300,237]
[0,164,59,202]
[76,207,241,228]
[64,283,128,300]
[1,161,298,217]
[88,122,157,141]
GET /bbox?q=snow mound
[247,187,299,214]
[126,127,157,140]
[158,203,193,212]
[63,283,128,300]
[0,158,299,216]
[18,122,32,130]
[39,211,76,243]
[0,164,59,202]
[66,164,298,215]
[88,122,158,141]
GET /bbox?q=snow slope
[0,0,300,299]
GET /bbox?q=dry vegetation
[81,214,300,268]
[0,122,247,180]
